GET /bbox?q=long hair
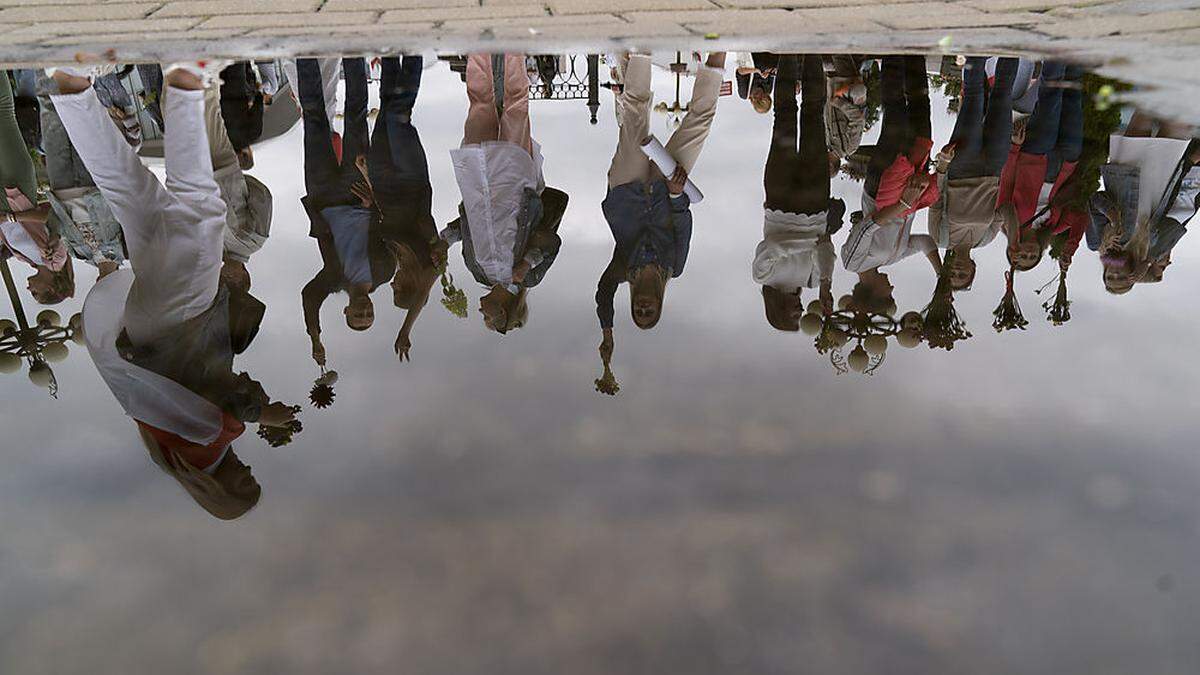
[139,427,259,520]
[389,241,428,309]
[1099,217,1153,294]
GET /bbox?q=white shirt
[1108,134,1190,225]
[841,194,935,272]
[753,211,834,291]
[450,140,544,286]
[83,270,225,447]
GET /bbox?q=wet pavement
[1,51,1199,673]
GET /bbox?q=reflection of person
[841,56,940,276]
[443,54,568,335]
[753,55,841,331]
[998,62,1086,274]
[928,56,1018,291]
[52,64,296,520]
[825,54,868,161]
[218,62,264,169]
[736,52,776,114]
[1,72,74,305]
[35,71,127,277]
[1088,110,1198,294]
[369,56,445,359]
[1143,165,1199,283]
[596,51,726,357]
[299,58,396,365]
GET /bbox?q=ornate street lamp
[653,52,691,130]
[0,257,81,398]
[802,298,924,375]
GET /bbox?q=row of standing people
[749,54,1199,338]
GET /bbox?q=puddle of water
[1,53,1198,673]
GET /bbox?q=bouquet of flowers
[992,269,1028,333]
[1042,270,1071,325]
[431,242,468,319]
[595,336,620,395]
[922,275,972,350]
[309,368,338,409]
[439,271,468,319]
[594,362,620,396]
[257,410,303,448]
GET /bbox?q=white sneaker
[163,60,232,88]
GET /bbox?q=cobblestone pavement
[2,0,1199,121]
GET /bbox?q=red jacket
[138,412,245,470]
[874,137,939,216]
[997,144,1085,261]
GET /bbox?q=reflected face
[632,295,661,329]
[947,258,975,290]
[345,296,375,331]
[1104,262,1135,293]
[26,267,70,305]
[1010,241,1043,271]
[480,286,513,333]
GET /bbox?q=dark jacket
[596,180,692,328]
[118,283,268,423]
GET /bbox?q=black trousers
[763,55,829,216]
[865,55,930,199]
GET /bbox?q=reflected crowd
[2,52,1196,518]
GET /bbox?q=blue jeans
[1023,62,1084,181]
[948,56,1017,179]
[300,57,368,210]
[368,56,429,211]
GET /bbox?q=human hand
[310,335,326,366]
[431,239,449,269]
[901,173,929,207]
[599,328,614,364]
[98,260,120,279]
[395,333,411,362]
[350,181,374,208]
[667,166,688,196]
[259,401,299,428]
[512,259,531,284]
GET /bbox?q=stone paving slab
[1,0,1200,125]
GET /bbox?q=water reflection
[2,52,1195,410]
[4,47,1200,672]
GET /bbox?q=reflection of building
[442,54,606,124]
[0,257,81,397]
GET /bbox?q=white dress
[753,211,834,291]
[450,140,544,286]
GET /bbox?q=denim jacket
[595,180,693,328]
[47,188,127,266]
[601,179,693,275]
[1087,159,1189,251]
